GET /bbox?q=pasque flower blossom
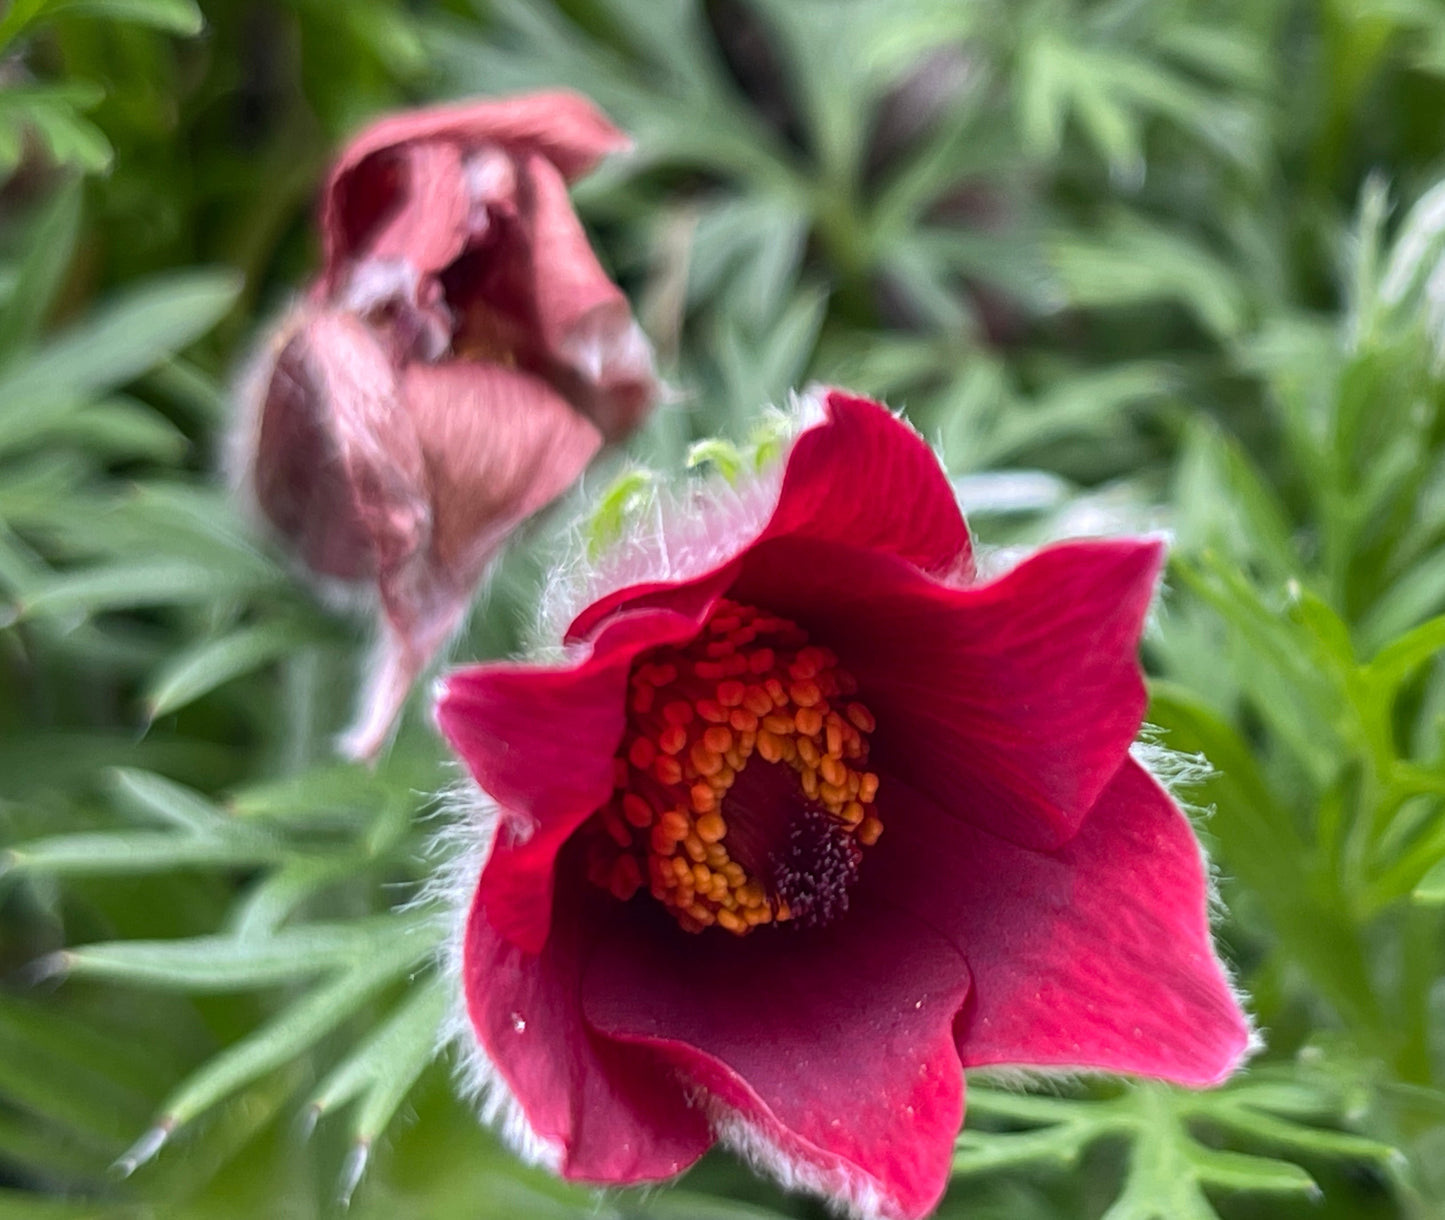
[238,92,657,757]
[436,390,1252,1219]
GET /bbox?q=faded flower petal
[342,362,604,761]
[250,308,429,585]
[240,91,653,756]
[437,389,1252,1219]
[320,90,630,278]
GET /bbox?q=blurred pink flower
[239,92,657,757]
[435,390,1253,1219]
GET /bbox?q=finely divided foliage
[2,2,1445,1219]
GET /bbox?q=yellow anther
[729,707,759,732]
[788,653,819,680]
[609,854,642,900]
[790,680,822,708]
[603,811,631,847]
[743,686,774,715]
[690,741,724,776]
[621,794,653,828]
[663,700,695,725]
[696,812,727,842]
[717,680,747,707]
[858,816,884,846]
[716,909,745,933]
[703,725,732,754]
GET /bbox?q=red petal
[759,391,973,580]
[730,536,1164,849]
[581,904,970,1220]
[867,758,1251,1085]
[437,606,711,954]
[322,91,629,270]
[463,888,711,1181]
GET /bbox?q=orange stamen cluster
[584,599,881,935]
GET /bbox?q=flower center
[583,599,882,935]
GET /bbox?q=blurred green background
[2,0,1445,1216]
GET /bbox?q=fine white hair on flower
[1130,727,1263,1066]
[421,776,563,1174]
[534,390,829,649]
[710,1105,894,1220]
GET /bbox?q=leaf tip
[112,1118,175,1177]
[298,1102,323,1141]
[337,1139,372,1209]
[20,949,72,985]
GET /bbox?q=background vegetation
[2,0,1445,1216]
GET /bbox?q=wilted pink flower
[239,92,658,757]
[435,391,1252,1220]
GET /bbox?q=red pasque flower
[435,390,1252,1219]
[239,92,656,757]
